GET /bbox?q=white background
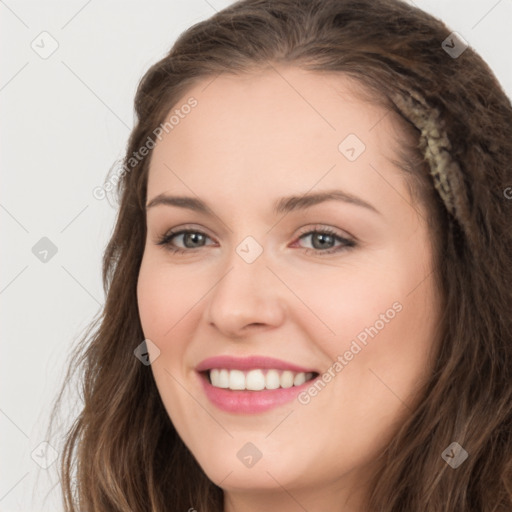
[1,1,511,510]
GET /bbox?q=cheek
[136,257,203,431]
[298,241,436,348]
[282,261,408,357]
[137,255,199,341]
[137,272,166,343]
[288,278,438,475]
[289,250,439,415]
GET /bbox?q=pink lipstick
[196,355,319,413]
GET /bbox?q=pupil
[313,233,333,249]
[185,233,203,247]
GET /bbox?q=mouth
[205,368,317,390]
[196,356,320,414]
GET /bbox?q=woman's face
[137,66,440,507]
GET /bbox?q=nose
[204,250,287,338]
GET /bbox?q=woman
[50,0,512,510]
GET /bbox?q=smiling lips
[196,355,319,413]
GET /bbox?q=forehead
[147,66,406,213]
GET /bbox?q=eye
[156,228,215,254]
[293,226,356,256]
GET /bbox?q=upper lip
[196,355,317,373]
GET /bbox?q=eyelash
[156,225,356,256]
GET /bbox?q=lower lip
[199,372,315,413]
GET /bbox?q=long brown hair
[49,0,512,510]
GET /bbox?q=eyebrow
[146,189,380,216]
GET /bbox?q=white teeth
[208,368,314,390]
[210,369,220,385]
[229,369,246,390]
[246,369,265,390]
[280,370,294,388]
[265,369,281,389]
[218,369,229,388]
[293,372,306,386]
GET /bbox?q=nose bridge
[205,236,286,334]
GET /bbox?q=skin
[137,65,441,512]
